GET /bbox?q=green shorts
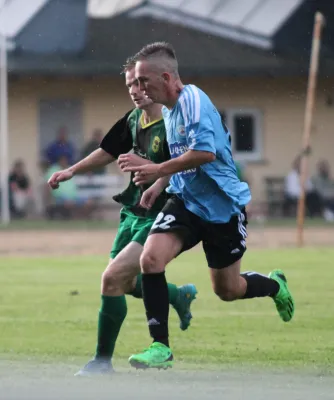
[110,208,156,259]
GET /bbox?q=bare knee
[101,268,119,295]
[140,251,165,274]
[213,284,239,302]
[101,263,133,296]
[210,262,245,302]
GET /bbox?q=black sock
[142,272,169,347]
[241,272,279,299]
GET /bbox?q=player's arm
[48,111,133,189]
[118,153,153,171]
[139,175,172,209]
[128,149,214,184]
[99,110,133,159]
[48,148,114,189]
[158,150,215,176]
[71,148,114,175]
[127,88,216,182]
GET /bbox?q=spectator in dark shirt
[9,160,33,218]
[45,126,75,166]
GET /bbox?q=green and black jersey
[100,108,170,217]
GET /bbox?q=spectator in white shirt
[284,155,321,217]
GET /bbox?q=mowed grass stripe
[0,248,333,370]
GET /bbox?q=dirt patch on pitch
[247,226,334,248]
[0,229,116,256]
[0,225,333,257]
[0,360,333,400]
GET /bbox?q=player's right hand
[48,169,73,189]
[140,186,161,209]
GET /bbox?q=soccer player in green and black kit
[48,59,197,375]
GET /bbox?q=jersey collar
[140,112,163,129]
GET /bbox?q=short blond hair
[134,42,179,77]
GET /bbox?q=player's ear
[161,72,170,83]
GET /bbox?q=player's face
[125,68,153,109]
[135,60,166,104]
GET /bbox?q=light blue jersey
[162,84,251,223]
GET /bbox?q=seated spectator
[44,126,76,166]
[44,155,93,219]
[80,129,106,174]
[284,155,321,217]
[312,160,334,222]
[8,160,33,218]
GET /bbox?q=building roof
[7,0,88,54]
[88,0,141,19]
[87,0,303,50]
[0,0,49,38]
[8,14,293,76]
[6,0,334,77]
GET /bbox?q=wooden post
[297,12,325,247]
[0,33,10,225]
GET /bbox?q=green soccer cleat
[173,284,198,331]
[129,342,174,370]
[269,269,295,322]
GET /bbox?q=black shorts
[149,195,247,269]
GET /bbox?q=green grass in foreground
[0,248,333,371]
[0,217,329,231]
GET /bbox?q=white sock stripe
[242,271,268,278]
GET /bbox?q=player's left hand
[140,185,162,209]
[125,164,161,185]
[118,153,151,171]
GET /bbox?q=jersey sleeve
[179,86,216,155]
[100,110,133,158]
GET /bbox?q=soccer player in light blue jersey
[125,42,295,370]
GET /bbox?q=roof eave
[128,3,273,50]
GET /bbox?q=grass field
[1,247,333,373]
[0,217,329,231]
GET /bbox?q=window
[222,108,263,161]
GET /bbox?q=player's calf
[240,271,280,299]
[210,260,280,301]
[213,284,243,302]
[137,233,183,348]
[210,260,247,301]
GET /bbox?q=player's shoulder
[127,107,142,121]
[178,85,211,123]
[156,117,166,129]
[179,85,209,103]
